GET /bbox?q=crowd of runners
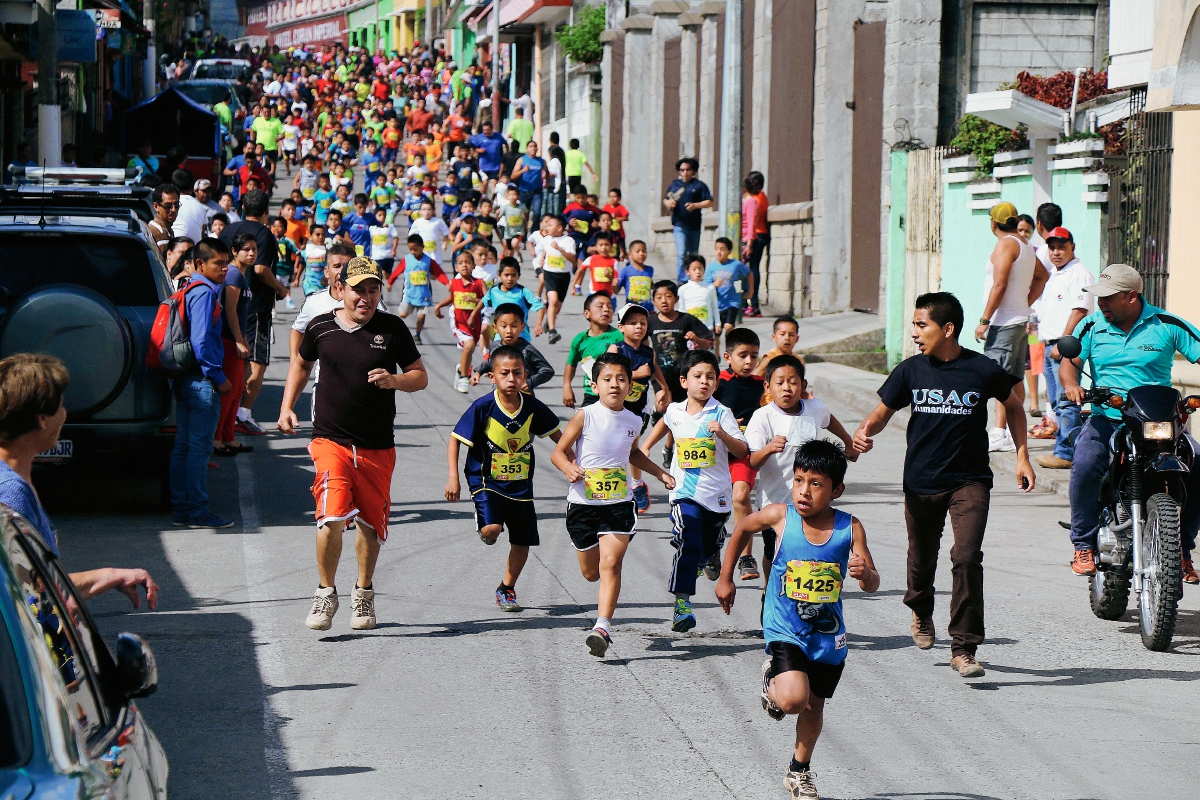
[18,36,1180,800]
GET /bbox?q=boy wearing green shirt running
[563,292,623,409]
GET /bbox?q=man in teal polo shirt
[1060,263,1200,582]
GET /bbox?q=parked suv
[0,174,175,499]
[188,58,250,81]
[0,507,168,797]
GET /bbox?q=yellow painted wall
[1167,110,1200,321]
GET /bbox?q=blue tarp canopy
[121,86,221,158]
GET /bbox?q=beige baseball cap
[340,256,383,287]
[1084,263,1143,297]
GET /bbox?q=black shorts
[482,168,499,181]
[543,271,571,297]
[376,257,395,276]
[566,501,637,551]
[473,490,540,546]
[766,641,845,699]
[720,307,742,327]
[245,311,272,366]
[658,368,687,404]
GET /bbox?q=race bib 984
[676,437,716,469]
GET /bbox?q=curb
[807,363,1070,499]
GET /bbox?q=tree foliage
[554,5,606,65]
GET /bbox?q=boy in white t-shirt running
[552,352,675,657]
[408,198,451,264]
[642,349,748,632]
[535,215,577,344]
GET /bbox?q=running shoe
[188,512,235,529]
[547,329,561,344]
[285,296,296,310]
[350,586,376,630]
[586,626,611,658]
[671,598,696,632]
[413,332,423,345]
[456,375,470,393]
[305,586,339,631]
[661,442,673,470]
[1071,549,1097,576]
[171,513,189,527]
[703,553,722,581]
[784,769,820,799]
[738,555,761,581]
[235,417,266,436]
[1184,558,1199,585]
[761,658,785,720]
[950,653,986,678]
[632,483,651,514]
[496,586,522,612]
[744,307,762,319]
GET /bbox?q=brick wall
[969,2,1100,91]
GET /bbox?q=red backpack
[146,280,219,374]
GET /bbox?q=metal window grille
[1107,88,1173,307]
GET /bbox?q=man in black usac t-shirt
[851,292,1034,680]
[277,256,428,634]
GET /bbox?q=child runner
[496,184,529,260]
[312,174,336,228]
[409,198,452,264]
[551,352,676,657]
[716,439,879,800]
[754,315,802,378]
[536,214,577,344]
[472,304,555,392]
[563,292,624,409]
[642,349,749,631]
[713,327,766,580]
[270,217,301,310]
[434,249,486,393]
[602,188,629,259]
[388,234,449,345]
[474,258,546,341]
[608,303,670,513]
[706,237,753,344]
[678,253,721,346]
[368,206,397,279]
[646,280,714,464]
[571,233,617,296]
[614,239,655,311]
[446,345,562,612]
[563,187,598,254]
[302,224,328,297]
[476,198,498,245]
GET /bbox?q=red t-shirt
[382,127,402,148]
[407,107,434,134]
[450,276,485,336]
[581,256,617,295]
[602,203,630,237]
[446,114,469,142]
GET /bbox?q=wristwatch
[979,317,991,326]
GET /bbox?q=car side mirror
[1057,335,1082,360]
[116,633,158,699]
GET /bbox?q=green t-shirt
[567,328,625,395]
[365,119,385,143]
[214,101,232,130]
[355,82,371,102]
[565,148,587,177]
[252,117,283,152]
[507,118,534,150]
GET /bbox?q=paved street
[51,294,1200,800]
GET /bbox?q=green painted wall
[939,181,995,353]
[887,151,909,369]
[1053,169,1104,273]
[998,173,1033,219]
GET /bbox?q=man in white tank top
[975,202,1048,452]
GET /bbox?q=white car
[189,58,251,81]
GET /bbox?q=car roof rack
[7,166,142,185]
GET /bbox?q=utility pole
[424,0,432,48]
[717,0,742,240]
[490,0,500,129]
[36,0,60,166]
[143,0,156,101]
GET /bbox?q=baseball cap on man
[194,179,212,192]
[989,201,1019,226]
[1084,263,1143,297]
[340,256,384,287]
[1045,226,1073,243]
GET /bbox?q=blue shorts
[472,490,540,546]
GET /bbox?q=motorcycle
[1058,335,1200,651]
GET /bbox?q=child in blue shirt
[312,174,336,227]
[476,258,546,342]
[439,173,465,223]
[615,239,656,311]
[361,139,383,184]
[387,234,449,345]
[715,440,879,800]
[704,236,753,340]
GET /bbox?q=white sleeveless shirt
[566,402,643,506]
[985,234,1036,327]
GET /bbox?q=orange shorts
[308,438,396,541]
[729,453,757,486]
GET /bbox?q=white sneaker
[285,296,296,310]
[305,586,338,630]
[456,376,470,393]
[350,586,376,630]
[988,428,1016,452]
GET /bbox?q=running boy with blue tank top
[716,439,878,800]
[387,234,449,344]
[641,349,749,632]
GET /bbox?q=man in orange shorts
[278,256,428,631]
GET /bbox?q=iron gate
[1107,89,1173,308]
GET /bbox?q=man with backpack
[170,238,236,529]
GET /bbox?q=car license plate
[35,440,73,462]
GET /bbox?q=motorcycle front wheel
[1139,493,1183,651]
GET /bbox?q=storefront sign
[57,10,97,63]
[267,0,369,28]
[93,9,121,29]
[273,19,346,48]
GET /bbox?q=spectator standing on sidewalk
[149,183,181,257]
[172,169,209,243]
[854,291,1035,679]
[1030,227,1094,470]
[663,158,713,283]
[219,189,288,436]
[741,171,770,318]
[170,238,236,529]
[973,202,1047,453]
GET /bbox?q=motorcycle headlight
[1143,421,1175,440]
